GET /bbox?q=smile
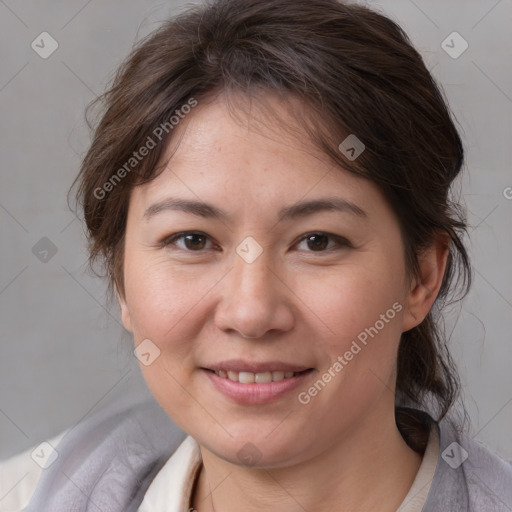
[213,369,305,383]
[202,365,315,405]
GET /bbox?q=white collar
[137,435,202,512]
[397,423,440,511]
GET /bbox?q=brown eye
[182,233,207,250]
[160,232,214,251]
[295,232,351,253]
[305,234,329,251]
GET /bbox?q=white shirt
[0,426,439,512]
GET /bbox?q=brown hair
[74,0,471,451]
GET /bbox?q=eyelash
[158,231,352,254]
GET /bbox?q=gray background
[1,0,511,463]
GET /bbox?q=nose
[214,250,294,339]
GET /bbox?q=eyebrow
[143,196,367,222]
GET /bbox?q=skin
[119,91,448,511]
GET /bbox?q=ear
[401,232,450,332]
[116,288,133,333]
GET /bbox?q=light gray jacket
[22,396,512,511]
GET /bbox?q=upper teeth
[214,370,296,383]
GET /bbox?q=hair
[73,0,472,452]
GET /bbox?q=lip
[202,366,315,405]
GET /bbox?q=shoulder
[2,395,186,512]
[424,415,512,511]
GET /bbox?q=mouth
[206,369,311,383]
[201,362,315,404]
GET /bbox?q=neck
[191,406,423,512]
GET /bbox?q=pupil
[308,234,327,250]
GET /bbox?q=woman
[5,0,512,510]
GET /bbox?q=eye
[159,231,216,251]
[159,231,351,253]
[294,232,351,252]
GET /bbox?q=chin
[199,426,306,469]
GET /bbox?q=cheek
[122,256,215,430]
[123,253,209,342]
[295,258,407,418]
[305,263,405,345]
[291,268,404,430]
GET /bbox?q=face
[119,92,419,468]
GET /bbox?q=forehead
[128,91,387,220]
[161,90,329,169]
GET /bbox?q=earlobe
[401,234,450,332]
[116,289,133,333]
